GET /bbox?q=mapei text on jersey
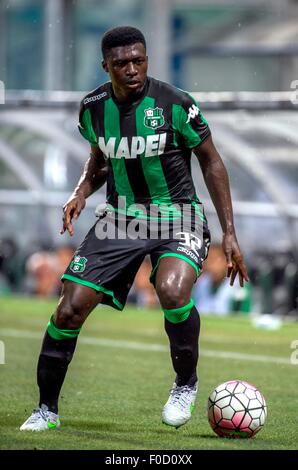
[98,133,167,159]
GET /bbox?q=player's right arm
[60,146,108,236]
[176,91,248,287]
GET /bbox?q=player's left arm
[193,135,249,287]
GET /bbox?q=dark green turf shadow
[65,420,125,433]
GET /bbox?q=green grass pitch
[0,297,298,450]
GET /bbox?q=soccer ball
[207,380,267,438]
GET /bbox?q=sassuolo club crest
[70,256,88,273]
[144,107,165,129]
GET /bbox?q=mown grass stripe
[0,328,292,365]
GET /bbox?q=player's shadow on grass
[65,420,149,448]
[187,433,218,439]
[154,428,218,439]
[67,420,219,442]
[66,420,125,433]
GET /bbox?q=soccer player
[20,26,249,431]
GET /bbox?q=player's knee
[157,281,189,310]
[54,301,85,330]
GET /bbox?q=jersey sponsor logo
[70,256,88,273]
[98,133,167,159]
[176,231,202,257]
[83,92,107,105]
[144,107,165,129]
[186,104,199,123]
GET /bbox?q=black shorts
[62,207,211,311]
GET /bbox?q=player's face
[102,43,148,100]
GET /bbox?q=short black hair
[101,26,146,59]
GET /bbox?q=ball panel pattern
[221,405,235,420]
[207,380,267,439]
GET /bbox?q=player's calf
[161,300,201,427]
[20,314,81,430]
[37,317,80,413]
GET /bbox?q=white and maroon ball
[207,380,267,438]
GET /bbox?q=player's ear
[102,59,108,73]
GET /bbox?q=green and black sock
[163,301,200,387]
[37,316,81,414]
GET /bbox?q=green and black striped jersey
[78,77,211,217]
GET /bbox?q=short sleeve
[78,101,98,146]
[176,93,211,149]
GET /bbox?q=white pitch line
[0,328,292,365]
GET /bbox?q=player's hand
[60,193,86,236]
[222,232,249,287]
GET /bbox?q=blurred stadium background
[1,0,298,452]
[0,0,298,317]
